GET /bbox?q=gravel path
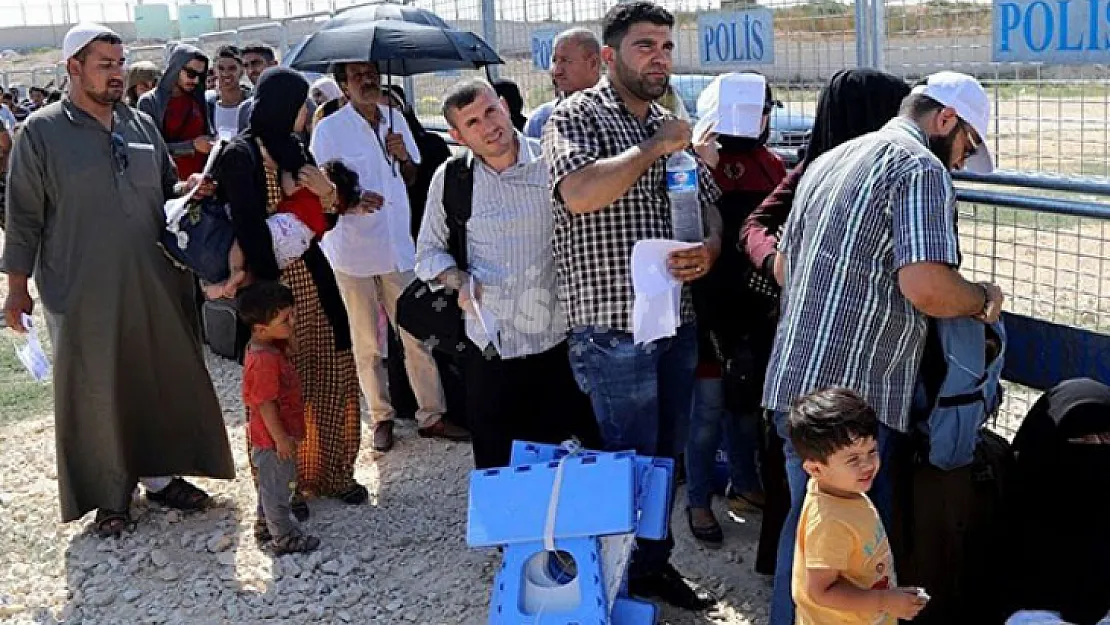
[0,349,773,625]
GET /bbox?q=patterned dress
[262,165,362,497]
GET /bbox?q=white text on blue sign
[531,28,562,71]
[994,0,1110,63]
[698,10,775,67]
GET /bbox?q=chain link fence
[4,0,1110,440]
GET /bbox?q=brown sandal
[146,478,210,511]
[95,509,134,538]
[272,532,320,555]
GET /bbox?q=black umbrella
[323,2,453,29]
[283,15,502,76]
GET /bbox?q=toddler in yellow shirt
[788,388,929,624]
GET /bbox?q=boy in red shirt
[238,282,320,554]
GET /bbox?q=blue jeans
[567,323,698,577]
[768,409,901,625]
[685,377,763,509]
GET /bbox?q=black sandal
[272,532,320,555]
[146,478,210,511]
[337,483,368,505]
[254,518,272,544]
[686,508,724,546]
[291,500,310,522]
[95,509,134,538]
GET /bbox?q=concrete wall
[0,16,280,51]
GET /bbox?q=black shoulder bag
[396,150,478,357]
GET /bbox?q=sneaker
[417,419,471,442]
[372,421,395,452]
[628,563,716,611]
[726,487,766,516]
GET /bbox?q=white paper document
[631,239,700,345]
[14,313,51,382]
[465,275,502,356]
[693,72,768,140]
[164,137,228,228]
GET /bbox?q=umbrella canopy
[283,12,502,76]
[324,2,452,29]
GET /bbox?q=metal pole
[854,0,870,69]
[481,0,499,80]
[870,0,885,70]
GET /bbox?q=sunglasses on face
[182,68,205,80]
[959,120,982,162]
[110,133,129,175]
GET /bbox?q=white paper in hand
[164,137,228,227]
[15,314,51,382]
[631,239,699,345]
[465,275,502,356]
[693,72,767,140]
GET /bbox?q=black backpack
[396,151,478,358]
[1002,378,1110,624]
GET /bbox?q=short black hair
[216,45,243,63]
[241,44,276,63]
[441,78,493,128]
[331,62,379,86]
[899,82,946,119]
[1,93,11,102]
[237,281,295,328]
[73,33,124,63]
[787,388,879,464]
[29,86,47,96]
[601,1,674,49]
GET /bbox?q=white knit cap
[63,22,119,60]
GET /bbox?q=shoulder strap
[442,149,474,272]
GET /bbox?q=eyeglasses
[110,132,129,175]
[182,67,205,80]
[959,120,981,162]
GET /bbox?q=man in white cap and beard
[760,70,1006,625]
[2,23,235,536]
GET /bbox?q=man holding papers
[2,23,233,537]
[543,1,722,611]
[415,79,599,470]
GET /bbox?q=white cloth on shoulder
[267,213,314,269]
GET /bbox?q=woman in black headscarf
[493,79,527,132]
[739,68,910,577]
[216,67,367,513]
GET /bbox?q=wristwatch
[977,283,991,318]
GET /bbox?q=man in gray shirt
[524,28,602,140]
[2,23,234,536]
[416,79,599,469]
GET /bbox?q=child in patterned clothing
[238,281,320,554]
[788,388,928,624]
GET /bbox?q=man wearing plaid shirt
[543,1,722,611]
[762,72,1006,625]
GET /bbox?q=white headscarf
[311,76,343,103]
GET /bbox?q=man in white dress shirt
[312,61,470,452]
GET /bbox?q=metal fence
[3,0,1110,437]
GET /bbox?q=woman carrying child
[216,67,371,507]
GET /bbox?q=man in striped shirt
[762,72,1005,625]
[415,79,599,470]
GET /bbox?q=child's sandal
[272,532,320,555]
[253,518,272,544]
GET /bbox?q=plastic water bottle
[666,149,703,243]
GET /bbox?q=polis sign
[994,0,1110,63]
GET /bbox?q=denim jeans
[685,377,762,509]
[768,409,901,625]
[567,323,698,577]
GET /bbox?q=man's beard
[927,126,959,168]
[613,55,668,102]
[88,86,123,105]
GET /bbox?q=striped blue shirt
[763,118,961,431]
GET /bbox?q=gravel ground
[0,348,773,625]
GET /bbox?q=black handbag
[160,144,234,284]
[396,151,478,357]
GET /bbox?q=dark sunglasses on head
[182,68,205,80]
[110,133,129,175]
